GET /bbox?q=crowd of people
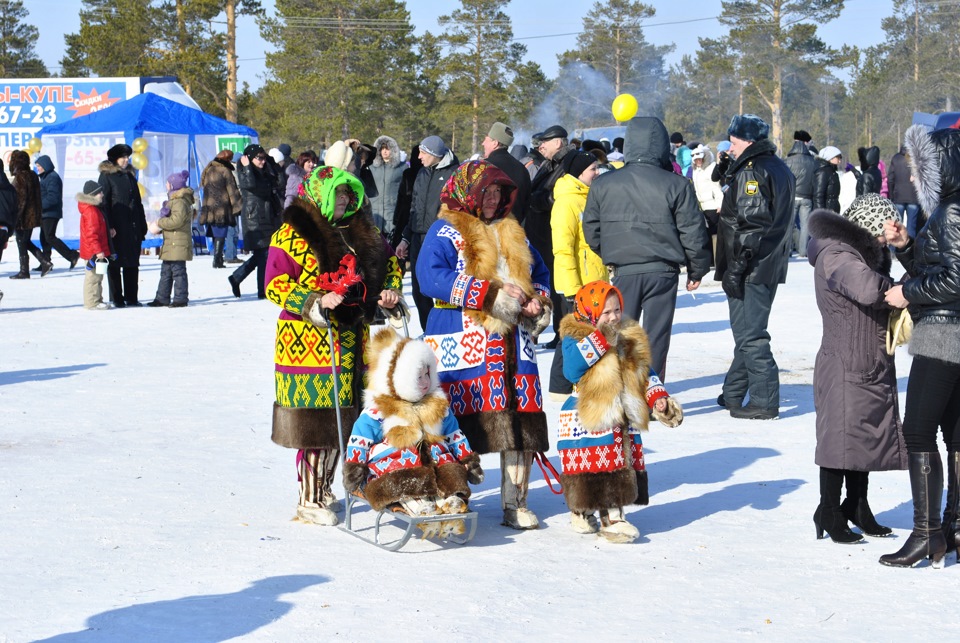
[3,112,959,561]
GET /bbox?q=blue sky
[34,0,892,87]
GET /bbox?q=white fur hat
[364,328,439,404]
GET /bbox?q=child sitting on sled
[342,327,484,539]
[558,281,684,543]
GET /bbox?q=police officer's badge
[745,180,759,196]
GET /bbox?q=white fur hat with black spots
[841,193,900,237]
[364,327,440,405]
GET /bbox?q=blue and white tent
[38,92,257,241]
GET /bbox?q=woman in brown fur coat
[199,149,242,268]
[558,281,683,542]
[8,150,49,279]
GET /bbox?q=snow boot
[9,254,30,279]
[501,451,539,530]
[296,448,339,526]
[436,495,468,539]
[841,470,891,537]
[880,452,947,567]
[598,507,639,543]
[570,511,599,534]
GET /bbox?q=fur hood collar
[98,160,135,176]
[75,192,103,205]
[807,209,891,275]
[905,124,960,214]
[372,136,402,168]
[168,186,195,203]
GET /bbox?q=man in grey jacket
[783,130,817,257]
[582,116,711,380]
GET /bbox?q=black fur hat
[107,143,133,163]
[728,114,769,142]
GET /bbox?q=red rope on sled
[534,452,564,495]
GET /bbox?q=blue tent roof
[37,92,257,139]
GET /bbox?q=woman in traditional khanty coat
[416,160,553,530]
[266,165,402,526]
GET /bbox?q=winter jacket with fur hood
[551,173,607,295]
[368,135,405,237]
[9,151,41,231]
[199,158,241,228]
[583,116,711,280]
[77,192,111,261]
[97,159,147,267]
[807,210,905,471]
[898,125,960,364]
[36,155,63,220]
[341,329,482,511]
[157,187,195,262]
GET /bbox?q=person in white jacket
[691,144,723,264]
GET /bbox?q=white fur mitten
[652,396,684,428]
[305,300,329,328]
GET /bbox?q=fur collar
[98,160,135,176]
[808,209,891,274]
[283,197,388,325]
[904,124,941,215]
[168,187,194,203]
[76,192,104,205]
[440,207,537,334]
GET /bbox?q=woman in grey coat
[807,193,907,544]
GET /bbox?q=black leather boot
[816,467,863,544]
[212,238,225,268]
[841,471,892,537]
[9,254,30,279]
[943,451,960,556]
[879,452,947,568]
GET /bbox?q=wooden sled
[339,491,479,552]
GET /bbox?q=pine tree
[61,0,161,77]
[0,0,49,77]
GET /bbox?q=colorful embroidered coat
[417,207,552,454]
[266,195,402,450]
[342,329,480,511]
[558,316,668,511]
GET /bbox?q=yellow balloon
[27,137,42,153]
[132,137,148,153]
[131,152,148,170]
[138,182,147,198]
[611,93,639,122]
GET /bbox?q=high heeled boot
[816,467,863,543]
[841,471,892,537]
[212,238,225,268]
[943,451,960,556]
[879,452,947,568]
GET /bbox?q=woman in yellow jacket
[548,150,606,399]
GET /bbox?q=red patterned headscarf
[574,280,622,325]
[440,160,517,220]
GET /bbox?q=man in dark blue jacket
[35,155,80,270]
[714,114,796,420]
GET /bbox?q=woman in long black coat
[98,143,147,307]
[228,144,281,299]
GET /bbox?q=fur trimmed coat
[199,158,241,228]
[10,156,42,231]
[807,210,906,471]
[341,330,481,511]
[266,197,402,450]
[416,207,553,454]
[558,316,668,511]
[77,193,111,261]
[97,161,147,268]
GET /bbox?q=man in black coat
[783,131,818,257]
[715,114,796,420]
[482,121,530,223]
[582,116,711,380]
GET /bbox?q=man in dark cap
[715,114,795,420]
[528,124,574,347]
[482,121,531,222]
[784,129,817,257]
[582,116,711,381]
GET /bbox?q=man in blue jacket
[35,155,80,270]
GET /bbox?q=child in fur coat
[342,328,484,539]
[559,281,683,543]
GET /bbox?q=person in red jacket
[77,181,113,310]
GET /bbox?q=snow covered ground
[2,251,958,642]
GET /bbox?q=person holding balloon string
[98,142,148,307]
